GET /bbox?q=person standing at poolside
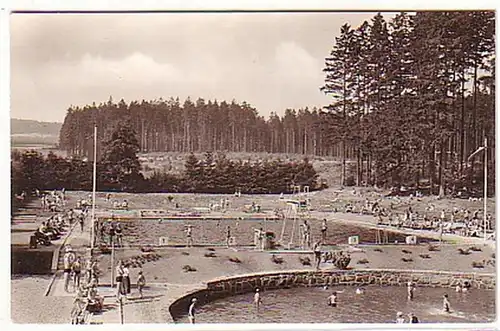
[313,241,322,270]
[226,225,232,248]
[254,288,262,311]
[79,213,85,233]
[304,220,312,249]
[258,227,265,251]
[321,219,328,244]
[185,225,193,248]
[72,257,82,290]
[115,223,123,247]
[407,281,415,300]
[63,247,76,292]
[188,298,197,324]
[115,260,124,300]
[122,263,131,299]
[443,294,451,313]
[137,270,146,299]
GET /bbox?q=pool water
[120,218,438,246]
[176,286,495,323]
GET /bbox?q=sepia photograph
[8,8,496,326]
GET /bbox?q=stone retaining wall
[169,269,495,321]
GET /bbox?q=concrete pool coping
[166,268,495,322]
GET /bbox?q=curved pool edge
[168,268,495,322]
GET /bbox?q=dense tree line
[56,11,495,193]
[59,98,332,158]
[13,122,320,197]
[321,11,495,192]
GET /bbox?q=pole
[91,125,97,250]
[111,237,115,287]
[484,136,487,242]
[119,297,124,324]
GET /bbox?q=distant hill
[11,118,62,135]
[11,118,62,147]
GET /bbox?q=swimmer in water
[395,311,405,323]
[455,284,462,292]
[327,290,344,307]
[356,288,364,295]
[327,291,338,307]
[254,288,262,311]
[443,294,451,313]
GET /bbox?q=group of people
[372,199,495,240]
[99,220,124,247]
[40,189,66,212]
[115,260,147,300]
[32,190,88,247]
[70,266,104,324]
[323,281,468,323]
[63,245,98,293]
[179,218,329,250]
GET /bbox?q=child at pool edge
[137,270,146,299]
[254,288,262,311]
[188,298,197,324]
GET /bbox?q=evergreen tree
[101,121,143,191]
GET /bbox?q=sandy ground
[10,275,73,324]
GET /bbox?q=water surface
[176,286,495,323]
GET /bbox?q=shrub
[458,248,471,255]
[334,255,351,270]
[204,252,217,258]
[428,244,440,252]
[229,256,241,263]
[182,265,197,272]
[299,256,311,266]
[471,261,484,268]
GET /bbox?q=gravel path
[11,275,73,324]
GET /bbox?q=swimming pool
[175,285,495,323]
[117,218,439,247]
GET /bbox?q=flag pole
[91,125,97,250]
[483,136,487,242]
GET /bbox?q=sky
[10,11,396,123]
